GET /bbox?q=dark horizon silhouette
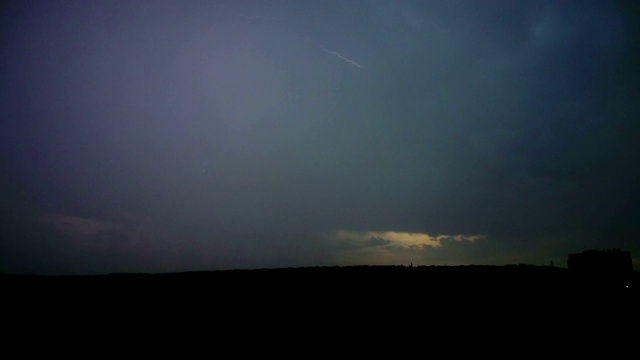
[4,249,637,332]
[4,253,637,294]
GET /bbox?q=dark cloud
[1,0,638,274]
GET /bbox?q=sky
[1,0,639,275]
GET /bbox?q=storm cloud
[1,0,638,274]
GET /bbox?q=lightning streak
[237,13,283,21]
[317,45,364,68]
[237,13,364,69]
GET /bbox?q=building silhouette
[567,248,634,290]
[567,248,632,274]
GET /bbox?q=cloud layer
[1,0,638,274]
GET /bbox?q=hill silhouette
[3,264,637,333]
[3,264,637,298]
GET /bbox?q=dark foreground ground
[3,264,638,300]
[2,265,638,339]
